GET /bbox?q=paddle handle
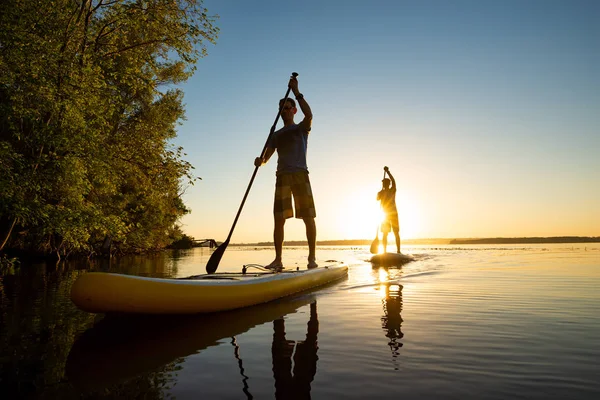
[259,72,298,159]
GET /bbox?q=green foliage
[168,225,195,249]
[0,253,19,273]
[0,0,218,257]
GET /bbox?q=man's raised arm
[385,166,396,190]
[289,76,312,132]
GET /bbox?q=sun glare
[398,194,421,239]
[377,268,390,298]
[334,188,422,241]
[378,267,389,282]
[336,189,384,239]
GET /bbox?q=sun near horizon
[326,181,428,244]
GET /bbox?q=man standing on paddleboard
[255,75,317,270]
[378,166,401,253]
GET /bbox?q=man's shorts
[274,171,316,219]
[381,213,399,233]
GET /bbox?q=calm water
[1,244,599,399]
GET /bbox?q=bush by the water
[0,1,219,259]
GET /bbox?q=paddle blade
[369,238,379,254]
[206,239,229,274]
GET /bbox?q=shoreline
[232,236,600,246]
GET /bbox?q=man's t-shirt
[269,123,310,175]
[377,188,397,215]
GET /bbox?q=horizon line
[229,236,600,246]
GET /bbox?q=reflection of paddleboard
[66,294,318,390]
[71,261,347,314]
[370,253,415,266]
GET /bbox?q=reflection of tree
[93,251,179,278]
[0,260,180,399]
[272,301,319,399]
[381,284,404,369]
[0,263,98,398]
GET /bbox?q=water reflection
[92,251,185,277]
[231,336,253,398]
[0,263,96,399]
[381,284,404,369]
[66,299,324,399]
[0,253,203,398]
[272,301,319,399]
[376,268,404,369]
[66,295,316,391]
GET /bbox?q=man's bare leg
[382,232,389,253]
[267,217,286,269]
[304,217,317,268]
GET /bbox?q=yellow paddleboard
[71,261,347,314]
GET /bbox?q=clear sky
[172,0,600,243]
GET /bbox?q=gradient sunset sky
[172,0,599,243]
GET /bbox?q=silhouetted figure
[255,75,317,270]
[272,302,319,399]
[377,166,401,253]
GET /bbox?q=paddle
[369,226,379,254]
[206,72,299,274]
[370,170,387,254]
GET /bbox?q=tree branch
[102,38,169,58]
[0,217,17,252]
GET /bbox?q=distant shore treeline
[0,1,218,260]
[233,237,600,246]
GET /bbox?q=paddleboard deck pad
[71,261,348,314]
[370,252,415,266]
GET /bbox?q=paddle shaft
[378,169,388,226]
[370,170,388,254]
[378,169,387,221]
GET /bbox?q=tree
[0,0,218,258]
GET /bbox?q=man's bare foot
[307,259,318,269]
[265,260,283,271]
